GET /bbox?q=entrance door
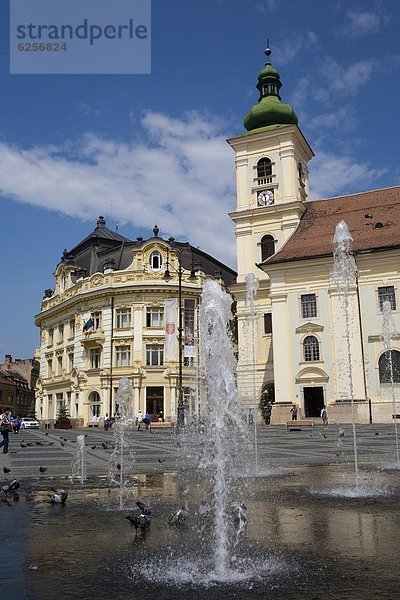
[303,387,324,417]
[146,387,164,421]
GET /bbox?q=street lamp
[164,245,197,432]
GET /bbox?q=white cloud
[321,57,376,95]
[272,31,319,66]
[0,112,237,267]
[343,10,380,36]
[309,151,387,199]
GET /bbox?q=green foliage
[57,403,70,421]
[26,403,37,419]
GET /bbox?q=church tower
[228,46,314,419]
[228,46,314,283]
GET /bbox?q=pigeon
[63,438,68,442]
[232,502,247,528]
[158,458,166,463]
[45,432,49,436]
[49,488,68,504]
[136,501,151,516]
[20,442,27,447]
[125,513,151,532]
[169,501,188,526]
[90,445,96,450]
[102,442,108,450]
[39,466,47,473]
[117,463,121,471]
[3,466,11,474]
[1,480,20,493]
[338,428,345,438]
[60,442,65,447]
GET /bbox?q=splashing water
[109,377,135,510]
[332,220,359,487]
[245,273,259,469]
[381,300,400,467]
[198,280,251,578]
[71,434,86,483]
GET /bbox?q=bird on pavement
[3,466,11,474]
[90,445,96,450]
[102,442,108,450]
[60,442,65,447]
[1,480,20,493]
[45,432,49,436]
[136,500,151,516]
[39,466,47,473]
[169,501,188,526]
[20,442,26,448]
[49,488,68,504]
[125,513,151,532]
[117,463,121,470]
[158,458,166,463]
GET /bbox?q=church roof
[263,185,400,265]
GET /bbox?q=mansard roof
[263,185,400,266]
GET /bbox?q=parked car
[21,418,40,429]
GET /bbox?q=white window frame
[116,307,131,329]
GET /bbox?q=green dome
[244,96,298,131]
[244,47,298,132]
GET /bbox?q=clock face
[257,189,274,206]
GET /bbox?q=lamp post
[164,245,197,432]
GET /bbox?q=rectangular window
[90,348,101,369]
[47,358,53,377]
[68,352,74,372]
[57,355,63,375]
[92,311,101,330]
[378,286,396,311]
[58,323,64,343]
[146,307,164,328]
[48,328,54,346]
[264,313,272,334]
[116,307,131,329]
[115,345,131,367]
[69,319,75,339]
[301,293,317,318]
[146,344,164,366]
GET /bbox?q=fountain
[381,300,400,468]
[332,220,359,487]
[109,377,135,510]
[71,434,86,483]
[244,272,259,469]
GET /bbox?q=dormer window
[149,251,162,271]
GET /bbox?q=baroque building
[229,47,400,424]
[35,220,236,426]
[0,354,39,416]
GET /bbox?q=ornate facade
[35,221,236,426]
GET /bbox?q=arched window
[89,391,101,418]
[257,157,272,178]
[379,350,400,384]
[261,235,275,261]
[303,336,320,362]
[149,251,162,270]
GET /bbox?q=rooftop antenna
[265,38,272,62]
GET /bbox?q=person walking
[321,405,329,429]
[248,408,254,425]
[0,407,11,454]
[290,405,298,421]
[136,410,143,431]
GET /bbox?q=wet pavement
[1,424,400,599]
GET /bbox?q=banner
[164,298,177,360]
[184,299,196,358]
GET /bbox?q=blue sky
[1,0,400,359]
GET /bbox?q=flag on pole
[83,318,94,332]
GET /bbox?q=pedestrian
[143,412,151,430]
[104,414,110,431]
[248,408,254,425]
[13,416,21,434]
[321,405,329,429]
[290,405,298,421]
[137,410,143,431]
[0,407,11,454]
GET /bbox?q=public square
[1,423,400,600]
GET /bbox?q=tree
[57,403,70,421]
